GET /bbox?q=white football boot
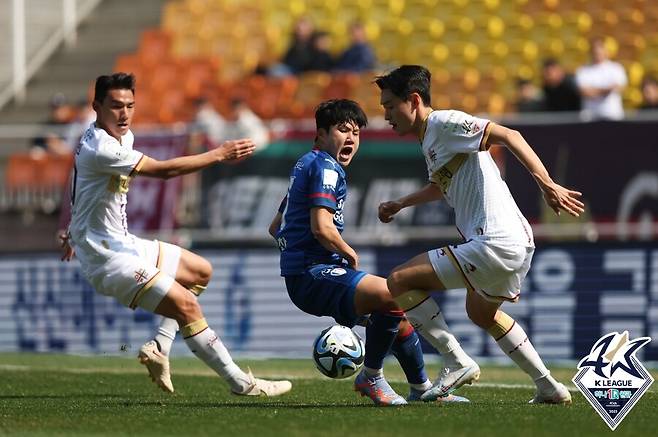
[138,340,174,393]
[420,358,480,401]
[529,383,572,405]
[232,369,292,397]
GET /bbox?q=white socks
[403,297,472,366]
[495,321,556,389]
[154,317,178,356]
[182,320,252,393]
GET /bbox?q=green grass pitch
[0,353,655,436]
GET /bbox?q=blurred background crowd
[0,0,656,250]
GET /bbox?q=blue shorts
[284,264,367,327]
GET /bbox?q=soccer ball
[312,325,365,379]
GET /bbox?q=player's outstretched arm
[488,124,585,217]
[310,207,359,268]
[378,183,443,223]
[138,138,256,179]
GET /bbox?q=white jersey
[69,123,148,274]
[422,110,533,247]
[575,60,627,120]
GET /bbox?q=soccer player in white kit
[375,65,584,404]
[60,73,291,397]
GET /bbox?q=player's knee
[193,257,213,286]
[387,267,408,296]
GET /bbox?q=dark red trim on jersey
[480,288,521,303]
[309,193,336,201]
[446,245,477,291]
[128,154,146,177]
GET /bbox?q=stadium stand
[96,0,658,123]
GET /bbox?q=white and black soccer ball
[312,325,365,379]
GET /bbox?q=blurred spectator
[575,38,627,120]
[515,78,545,112]
[541,58,581,112]
[224,97,270,150]
[31,93,76,157]
[334,22,376,72]
[270,16,315,76]
[192,97,227,145]
[64,100,96,147]
[306,31,335,72]
[639,76,658,110]
[192,97,269,150]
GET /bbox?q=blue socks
[364,311,403,370]
[391,324,429,385]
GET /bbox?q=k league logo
[573,331,653,431]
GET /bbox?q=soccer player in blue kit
[269,99,474,405]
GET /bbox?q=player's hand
[59,231,75,261]
[344,249,359,270]
[378,200,403,223]
[215,138,256,163]
[541,182,584,217]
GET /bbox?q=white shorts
[428,239,534,303]
[80,237,182,312]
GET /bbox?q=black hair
[94,73,135,103]
[374,65,432,105]
[542,58,559,68]
[315,99,368,132]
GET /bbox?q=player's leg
[389,319,432,400]
[152,245,211,356]
[351,274,408,405]
[353,274,468,403]
[465,288,571,404]
[387,251,479,400]
[149,280,291,396]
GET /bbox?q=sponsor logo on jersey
[323,169,339,190]
[321,267,347,277]
[333,198,344,225]
[573,331,653,430]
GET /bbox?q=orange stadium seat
[111,0,658,118]
[5,154,43,192]
[139,29,172,67]
[39,155,74,191]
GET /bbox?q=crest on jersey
[461,118,481,135]
[134,269,149,284]
[573,331,653,430]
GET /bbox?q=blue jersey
[276,149,347,275]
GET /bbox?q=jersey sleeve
[307,159,341,211]
[432,110,494,153]
[94,137,147,176]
